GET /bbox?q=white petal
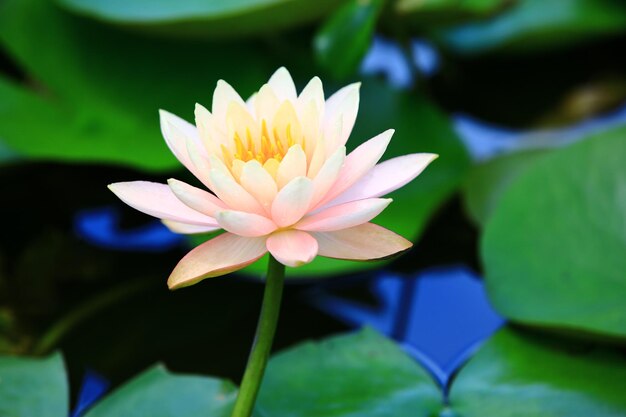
[212,80,245,121]
[298,76,325,117]
[215,210,277,237]
[167,178,227,217]
[271,176,314,227]
[240,160,278,212]
[276,144,307,189]
[209,169,265,215]
[323,82,360,150]
[268,67,297,102]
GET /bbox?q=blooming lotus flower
[109,68,436,289]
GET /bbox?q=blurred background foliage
[0,0,625,415]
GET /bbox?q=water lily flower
[109,68,436,289]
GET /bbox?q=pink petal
[268,67,297,102]
[313,223,412,261]
[323,83,359,150]
[215,210,277,237]
[209,169,266,215]
[317,129,393,207]
[168,179,228,217]
[168,233,267,289]
[325,153,438,207]
[310,146,345,207]
[108,181,218,226]
[266,230,318,267]
[296,198,391,232]
[162,220,220,235]
[271,177,314,227]
[159,110,209,185]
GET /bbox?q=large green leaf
[481,130,626,338]
[314,0,385,79]
[462,149,546,226]
[257,328,441,416]
[450,328,626,416]
[0,353,69,417]
[55,0,343,38]
[242,80,470,277]
[437,0,626,55]
[84,365,237,417]
[0,0,273,170]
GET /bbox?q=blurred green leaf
[482,127,626,338]
[314,0,386,79]
[0,353,68,417]
[244,80,470,277]
[437,0,626,55]
[0,0,273,170]
[450,328,626,416]
[395,0,511,27]
[84,365,237,417]
[462,149,546,226]
[55,0,344,39]
[257,328,441,416]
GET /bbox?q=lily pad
[0,0,273,170]
[55,0,343,38]
[84,365,237,417]
[450,328,626,416]
[257,328,442,416]
[481,130,626,338]
[395,0,511,27]
[462,149,546,226]
[0,353,68,417]
[437,0,626,55]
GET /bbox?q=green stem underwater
[230,255,286,417]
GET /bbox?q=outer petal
[162,220,220,235]
[313,223,412,261]
[296,198,391,232]
[240,160,278,212]
[108,181,218,226]
[323,82,360,150]
[327,154,438,206]
[168,179,228,217]
[159,110,210,186]
[276,144,307,189]
[271,176,314,227]
[209,169,265,215]
[215,210,277,237]
[266,230,318,267]
[268,67,297,102]
[168,233,267,289]
[318,129,393,207]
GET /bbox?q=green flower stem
[231,255,286,417]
